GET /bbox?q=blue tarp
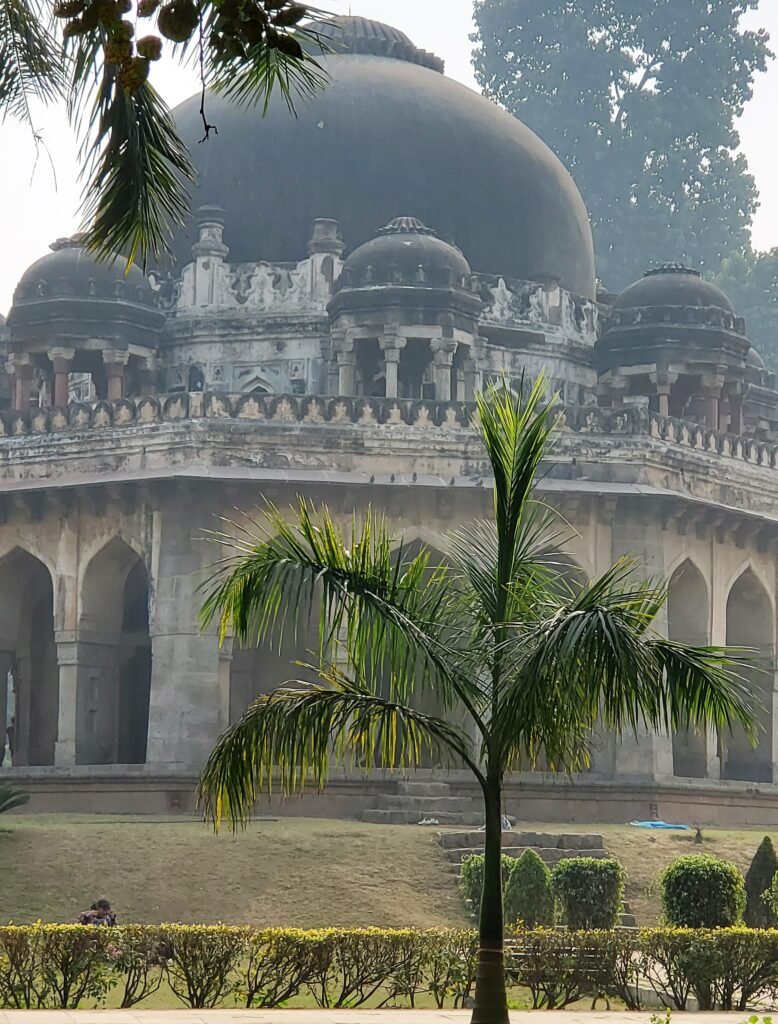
[629,820,692,830]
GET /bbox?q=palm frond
[474,373,560,619]
[77,72,195,267]
[209,39,327,115]
[494,561,756,769]
[197,674,477,828]
[0,781,29,814]
[200,501,485,722]
[0,0,64,125]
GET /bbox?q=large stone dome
[171,16,596,298]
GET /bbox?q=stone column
[191,206,230,307]
[49,347,75,408]
[103,349,129,401]
[146,500,226,768]
[0,650,12,766]
[431,339,457,402]
[136,356,158,397]
[336,348,357,396]
[379,331,406,399]
[13,357,34,410]
[611,499,674,782]
[463,359,480,403]
[54,632,79,765]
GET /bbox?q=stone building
[2,15,778,823]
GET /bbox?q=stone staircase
[437,828,609,868]
[359,780,505,826]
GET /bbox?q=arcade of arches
[0,533,776,782]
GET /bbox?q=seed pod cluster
[56,0,309,96]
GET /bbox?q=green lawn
[0,813,771,928]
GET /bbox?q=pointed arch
[723,568,775,782]
[78,538,151,764]
[668,559,711,778]
[0,548,58,766]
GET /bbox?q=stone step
[375,794,479,812]
[360,809,487,826]
[448,845,610,865]
[396,781,452,797]
[437,830,604,851]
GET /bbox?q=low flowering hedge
[4,924,778,1010]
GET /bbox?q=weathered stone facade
[2,15,778,822]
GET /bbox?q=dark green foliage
[460,851,554,928]
[552,857,625,930]
[745,836,778,928]
[509,850,554,928]
[660,854,746,928]
[714,250,778,375]
[0,782,29,815]
[472,0,771,292]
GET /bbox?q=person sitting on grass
[77,899,117,926]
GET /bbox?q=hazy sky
[3,0,778,313]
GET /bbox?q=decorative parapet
[476,274,599,343]
[162,252,342,315]
[0,394,777,470]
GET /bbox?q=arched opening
[723,569,775,782]
[78,539,151,765]
[0,549,58,766]
[228,589,321,723]
[668,560,710,778]
[188,364,205,392]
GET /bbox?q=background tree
[198,375,754,1024]
[1,0,328,267]
[471,0,772,292]
[714,248,778,371]
[744,835,778,927]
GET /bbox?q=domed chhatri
[171,15,595,298]
[12,237,155,307]
[613,263,736,315]
[338,216,472,289]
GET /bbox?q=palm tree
[0,782,29,815]
[198,376,755,1024]
[1,0,329,268]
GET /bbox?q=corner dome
[340,217,472,288]
[613,264,736,315]
[12,237,155,307]
[171,16,595,298]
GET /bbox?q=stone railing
[0,393,776,470]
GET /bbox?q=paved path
[0,1013,753,1023]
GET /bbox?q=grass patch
[0,813,772,928]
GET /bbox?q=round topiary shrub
[552,857,625,929]
[660,854,746,928]
[505,849,554,927]
[459,852,517,917]
[745,836,778,928]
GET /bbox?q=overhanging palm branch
[197,673,477,828]
[200,501,485,720]
[0,0,64,125]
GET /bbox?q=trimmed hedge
[7,924,778,1009]
[660,854,746,928]
[746,837,778,928]
[552,857,625,929]
[459,851,554,927]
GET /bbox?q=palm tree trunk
[471,771,509,1024]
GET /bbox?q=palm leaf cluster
[198,375,756,825]
[2,0,330,269]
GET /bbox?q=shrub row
[0,925,478,1009]
[460,852,624,929]
[8,925,778,1010]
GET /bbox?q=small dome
[613,264,736,315]
[747,346,766,371]
[12,238,155,307]
[339,217,472,288]
[305,15,444,73]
